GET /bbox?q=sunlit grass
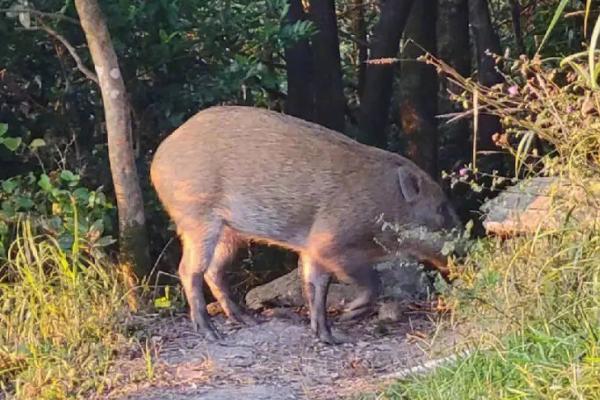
[377,219,600,400]
[0,220,131,399]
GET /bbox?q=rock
[245,261,434,311]
[481,177,600,236]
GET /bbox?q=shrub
[0,124,116,259]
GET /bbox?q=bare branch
[34,20,99,84]
[0,7,79,24]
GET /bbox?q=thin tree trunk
[468,0,503,161]
[357,0,415,148]
[285,0,315,121]
[352,0,367,96]
[74,0,151,278]
[509,0,525,55]
[398,0,438,178]
[308,0,346,132]
[437,0,471,170]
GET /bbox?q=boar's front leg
[179,227,221,340]
[299,255,339,344]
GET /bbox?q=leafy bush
[0,124,116,259]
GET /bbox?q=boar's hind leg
[179,226,221,340]
[204,228,256,326]
[299,255,340,344]
[339,266,380,321]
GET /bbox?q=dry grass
[0,220,132,399]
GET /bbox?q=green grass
[385,329,599,399]
[378,223,600,400]
[0,220,131,399]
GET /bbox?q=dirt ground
[107,306,461,400]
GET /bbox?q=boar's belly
[224,198,315,249]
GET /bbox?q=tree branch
[33,20,99,84]
[0,7,79,24]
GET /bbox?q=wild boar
[150,106,460,344]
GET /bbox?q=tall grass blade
[589,14,600,89]
[585,0,592,35]
[535,0,569,55]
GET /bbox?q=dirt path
[110,308,459,400]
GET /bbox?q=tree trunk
[397,0,438,178]
[469,0,503,157]
[437,0,471,170]
[352,0,368,96]
[357,0,415,148]
[74,0,151,278]
[285,0,315,121]
[308,0,346,132]
[509,0,525,55]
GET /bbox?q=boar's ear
[397,166,421,202]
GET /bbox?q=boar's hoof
[227,309,258,326]
[191,316,222,341]
[312,322,342,344]
[317,329,343,345]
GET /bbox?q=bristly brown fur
[150,105,460,343]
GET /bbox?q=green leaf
[464,220,474,238]
[0,123,7,137]
[15,196,34,210]
[48,216,62,232]
[0,220,8,236]
[29,138,46,149]
[89,219,105,237]
[58,234,74,250]
[1,201,15,218]
[38,174,53,192]
[95,236,117,247]
[72,187,90,202]
[60,170,79,183]
[88,191,97,208]
[1,179,18,194]
[95,192,107,206]
[441,241,455,256]
[1,137,22,151]
[154,296,173,309]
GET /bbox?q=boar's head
[382,165,462,278]
[396,165,460,231]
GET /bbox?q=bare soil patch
[108,306,460,400]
